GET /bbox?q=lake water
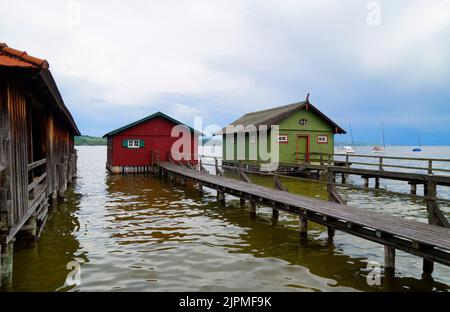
[6,146,450,291]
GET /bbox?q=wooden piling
[0,241,14,288]
[217,190,225,205]
[384,246,395,276]
[364,176,369,188]
[375,177,380,189]
[409,182,417,195]
[240,198,246,206]
[299,215,308,237]
[249,201,256,218]
[272,208,279,222]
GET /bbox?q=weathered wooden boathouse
[0,43,80,286]
[104,112,199,174]
[222,96,346,166]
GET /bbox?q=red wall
[107,116,198,166]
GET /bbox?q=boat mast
[349,123,355,148]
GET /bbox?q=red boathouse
[104,112,199,174]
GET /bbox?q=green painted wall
[223,107,335,164]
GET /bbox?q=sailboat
[372,121,385,153]
[412,137,422,152]
[340,123,355,154]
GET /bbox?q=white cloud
[0,0,449,135]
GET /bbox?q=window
[317,135,328,144]
[299,119,309,126]
[277,134,288,143]
[126,139,141,148]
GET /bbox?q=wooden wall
[0,72,77,243]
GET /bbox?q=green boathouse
[222,97,346,165]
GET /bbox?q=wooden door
[296,135,310,163]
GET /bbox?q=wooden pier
[157,161,450,279]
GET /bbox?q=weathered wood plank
[27,158,47,171]
[160,163,450,253]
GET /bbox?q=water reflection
[7,146,450,292]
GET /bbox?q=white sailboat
[372,121,385,153]
[339,123,355,154]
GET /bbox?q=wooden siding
[108,116,198,167]
[0,72,77,243]
[223,107,335,164]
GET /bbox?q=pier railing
[27,158,47,211]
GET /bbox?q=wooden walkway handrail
[159,162,450,270]
[27,172,47,192]
[27,158,47,171]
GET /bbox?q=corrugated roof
[103,111,201,138]
[0,43,80,135]
[223,100,346,134]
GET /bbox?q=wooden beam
[27,158,47,171]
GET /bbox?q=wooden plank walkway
[159,162,450,270]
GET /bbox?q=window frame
[317,135,328,144]
[127,139,140,148]
[277,134,289,144]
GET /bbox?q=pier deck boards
[159,162,450,267]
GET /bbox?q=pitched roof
[222,100,346,134]
[0,43,80,135]
[103,111,201,137]
[0,43,49,69]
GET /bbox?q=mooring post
[240,198,246,206]
[384,245,395,277]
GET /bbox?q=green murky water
[6,146,450,291]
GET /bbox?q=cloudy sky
[1,0,449,144]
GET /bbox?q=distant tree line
[74,135,107,146]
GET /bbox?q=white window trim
[277,135,288,143]
[317,135,328,143]
[128,139,140,148]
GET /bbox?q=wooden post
[341,172,346,184]
[410,183,417,195]
[384,245,395,276]
[240,198,246,206]
[375,177,380,189]
[20,212,37,240]
[379,157,383,171]
[249,201,256,218]
[299,215,308,237]
[197,183,203,193]
[428,160,433,175]
[363,176,369,188]
[217,190,225,205]
[320,153,324,166]
[0,241,14,288]
[272,208,279,222]
[57,161,67,198]
[215,157,219,175]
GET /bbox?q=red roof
[0,43,49,69]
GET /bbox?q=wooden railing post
[379,157,383,171]
[428,160,433,175]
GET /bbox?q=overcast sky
[1,0,449,144]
